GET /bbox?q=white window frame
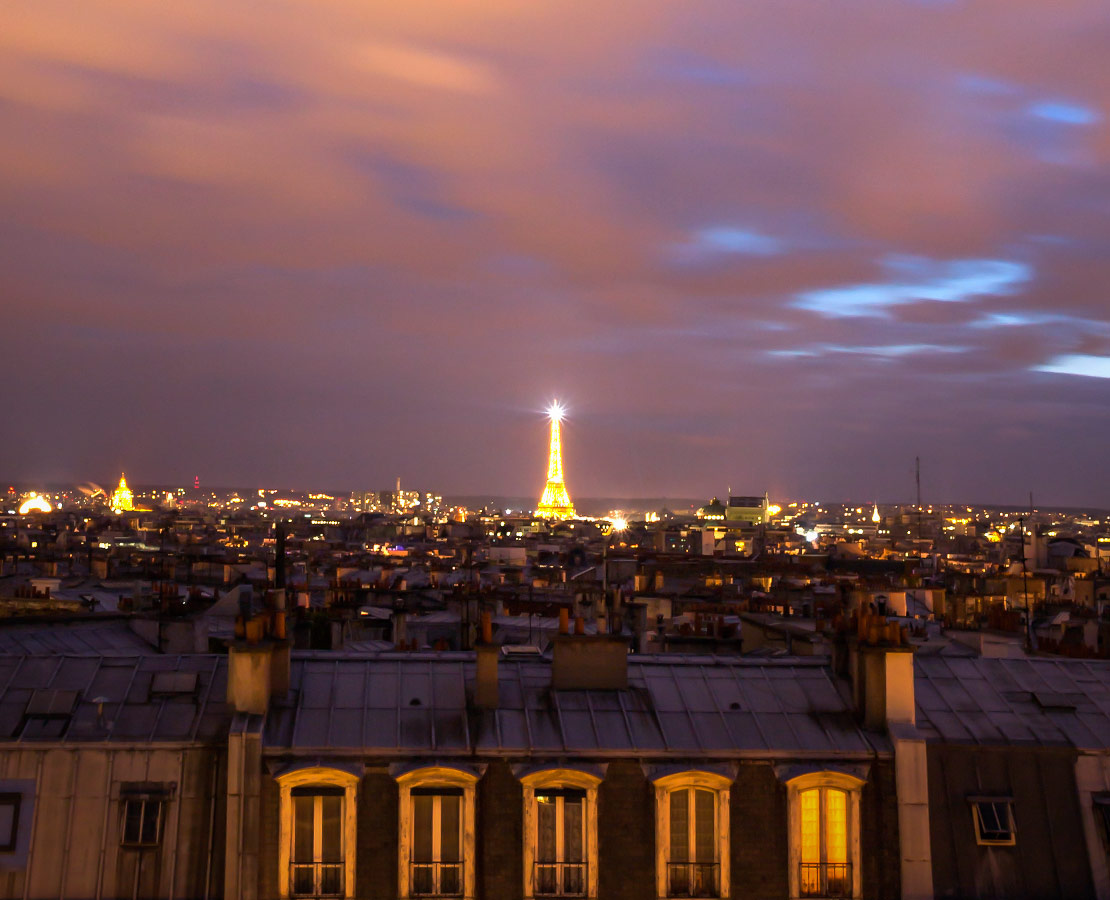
[652,770,731,899]
[276,766,359,900]
[785,771,864,900]
[521,768,601,899]
[970,797,1016,847]
[396,766,478,900]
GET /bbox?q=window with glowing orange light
[785,772,863,900]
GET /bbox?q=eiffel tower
[535,401,576,519]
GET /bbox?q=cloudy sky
[3,0,1109,505]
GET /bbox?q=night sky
[3,1,1109,505]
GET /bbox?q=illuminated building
[872,503,881,524]
[697,498,726,521]
[535,401,576,519]
[18,494,52,515]
[110,473,134,512]
[725,494,769,525]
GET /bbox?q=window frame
[785,771,864,900]
[0,793,21,853]
[970,797,1016,847]
[276,766,359,900]
[652,770,731,899]
[396,766,478,900]
[521,768,601,899]
[120,797,165,848]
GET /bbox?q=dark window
[1094,798,1110,844]
[0,793,21,852]
[290,789,345,897]
[16,690,79,740]
[972,800,1014,845]
[121,798,164,847]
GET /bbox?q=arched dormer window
[520,768,602,899]
[395,766,478,900]
[784,770,865,899]
[652,770,732,898]
[275,766,360,899]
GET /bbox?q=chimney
[474,612,499,709]
[227,590,291,713]
[852,638,915,730]
[552,634,629,690]
[227,642,274,715]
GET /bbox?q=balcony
[535,860,587,896]
[800,862,852,898]
[290,862,344,898]
[666,861,719,898]
[411,861,464,897]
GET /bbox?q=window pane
[413,795,434,862]
[1096,801,1110,842]
[800,789,820,864]
[0,802,15,848]
[825,790,847,864]
[320,795,342,863]
[139,801,161,845]
[440,795,460,863]
[975,801,1012,842]
[694,789,715,863]
[670,789,689,862]
[564,797,583,863]
[537,795,557,862]
[123,800,143,844]
[293,796,315,863]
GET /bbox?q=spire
[536,401,576,519]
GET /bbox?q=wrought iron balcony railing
[411,860,464,897]
[666,861,720,897]
[534,860,588,896]
[800,862,852,898]
[290,862,344,898]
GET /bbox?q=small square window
[971,800,1015,846]
[121,798,164,847]
[0,794,21,852]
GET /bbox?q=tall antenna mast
[915,456,921,509]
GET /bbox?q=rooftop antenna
[915,456,921,510]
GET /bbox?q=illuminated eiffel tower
[535,401,576,519]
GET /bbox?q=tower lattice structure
[536,406,576,519]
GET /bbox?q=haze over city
[3,0,1110,504]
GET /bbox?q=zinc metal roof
[914,656,1110,749]
[0,619,158,656]
[0,654,231,744]
[263,654,887,758]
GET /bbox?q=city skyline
[3,1,1110,505]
